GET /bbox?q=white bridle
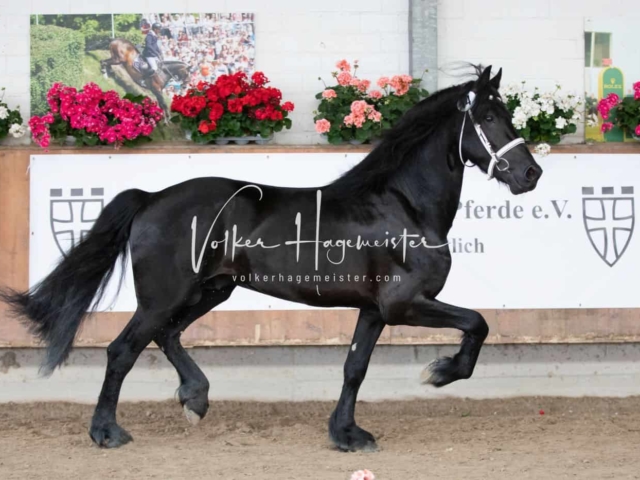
[458,91,526,180]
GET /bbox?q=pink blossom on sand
[336,59,351,72]
[369,90,383,100]
[322,89,337,99]
[601,122,614,133]
[377,77,389,88]
[337,71,353,86]
[351,470,375,480]
[315,119,331,133]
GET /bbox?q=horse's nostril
[524,166,539,182]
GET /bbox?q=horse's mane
[324,66,491,201]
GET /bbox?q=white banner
[29,153,640,311]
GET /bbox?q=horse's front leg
[392,295,489,387]
[329,307,385,452]
[100,58,120,78]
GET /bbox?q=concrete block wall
[0,0,410,145]
[437,0,636,89]
[2,0,640,144]
[436,0,640,143]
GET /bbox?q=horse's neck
[387,140,464,237]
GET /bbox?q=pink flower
[635,124,640,136]
[351,100,368,116]
[351,470,375,480]
[322,89,337,100]
[358,79,371,93]
[344,113,355,127]
[390,74,412,96]
[368,109,382,122]
[337,71,353,86]
[596,93,621,120]
[344,101,382,128]
[336,59,351,72]
[315,118,331,134]
[350,78,362,88]
[369,90,383,100]
[601,122,614,133]
[377,77,389,88]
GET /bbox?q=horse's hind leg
[398,296,488,387]
[154,284,235,425]
[329,307,385,452]
[89,307,171,448]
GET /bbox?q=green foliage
[613,96,640,138]
[175,111,292,143]
[31,25,85,116]
[85,30,145,50]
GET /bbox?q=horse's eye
[485,115,494,122]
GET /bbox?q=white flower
[519,97,541,118]
[534,143,551,157]
[555,117,568,129]
[0,106,8,120]
[586,113,599,127]
[9,123,26,138]
[512,107,529,129]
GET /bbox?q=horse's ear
[475,65,492,91]
[490,68,503,89]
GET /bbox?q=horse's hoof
[89,422,133,448]
[183,404,202,426]
[329,423,379,453]
[420,356,458,387]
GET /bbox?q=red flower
[198,121,209,134]
[227,98,244,114]
[181,96,207,117]
[208,102,224,121]
[251,71,269,87]
[282,102,295,112]
[206,86,220,103]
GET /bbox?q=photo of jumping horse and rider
[30,13,255,135]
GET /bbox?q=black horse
[1,66,542,451]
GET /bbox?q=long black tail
[0,189,149,374]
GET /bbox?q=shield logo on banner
[50,188,104,256]
[582,186,635,267]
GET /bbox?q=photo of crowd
[141,13,256,96]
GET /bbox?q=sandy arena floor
[1,398,639,479]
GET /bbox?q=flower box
[171,72,294,144]
[28,83,164,149]
[313,59,429,145]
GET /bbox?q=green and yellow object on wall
[599,67,625,142]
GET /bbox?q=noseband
[458,92,526,180]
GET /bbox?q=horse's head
[457,66,542,195]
